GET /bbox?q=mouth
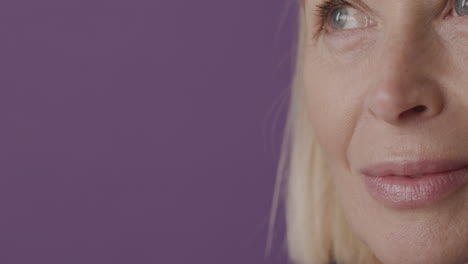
[360,159,468,178]
[360,159,468,209]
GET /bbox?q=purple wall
[0,0,298,263]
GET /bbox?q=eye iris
[455,0,468,16]
[330,7,349,29]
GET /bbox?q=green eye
[455,0,468,16]
[329,6,370,30]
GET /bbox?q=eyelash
[315,0,351,32]
[315,0,461,33]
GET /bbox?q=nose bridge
[379,15,433,75]
[365,15,444,125]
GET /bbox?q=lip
[361,160,468,177]
[360,160,468,209]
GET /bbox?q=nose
[366,77,444,125]
[365,28,445,125]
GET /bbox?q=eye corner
[367,17,378,27]
[442,9,452,20]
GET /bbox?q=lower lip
[363,166,468,209]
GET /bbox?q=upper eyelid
[316,2,369,32]
[310,0,460,37]
[320,5,353,31]
[313,1,349,32]
[333,0,377,18]
[308,0,374,38]
[314,0,376,26]
[318,0,453,21]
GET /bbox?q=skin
[304,0,468,263]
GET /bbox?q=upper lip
[360,159,468,177]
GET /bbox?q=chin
[370,245,468,264]
[359,225,468,264]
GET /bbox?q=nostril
[398,105,427,120]
[413,105,426,113]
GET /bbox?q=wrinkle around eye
[319,26,377,55]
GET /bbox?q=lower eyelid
[320,28,377,56]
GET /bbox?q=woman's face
[304,0,468,263]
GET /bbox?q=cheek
[302,58,359,165]
[303,54,370,225]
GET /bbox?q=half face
[304,0,468,263]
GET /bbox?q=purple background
[0,0,298,263]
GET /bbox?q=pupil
[455,0,468,16]
[331,8,348,29]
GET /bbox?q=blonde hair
[266,1,382,263]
